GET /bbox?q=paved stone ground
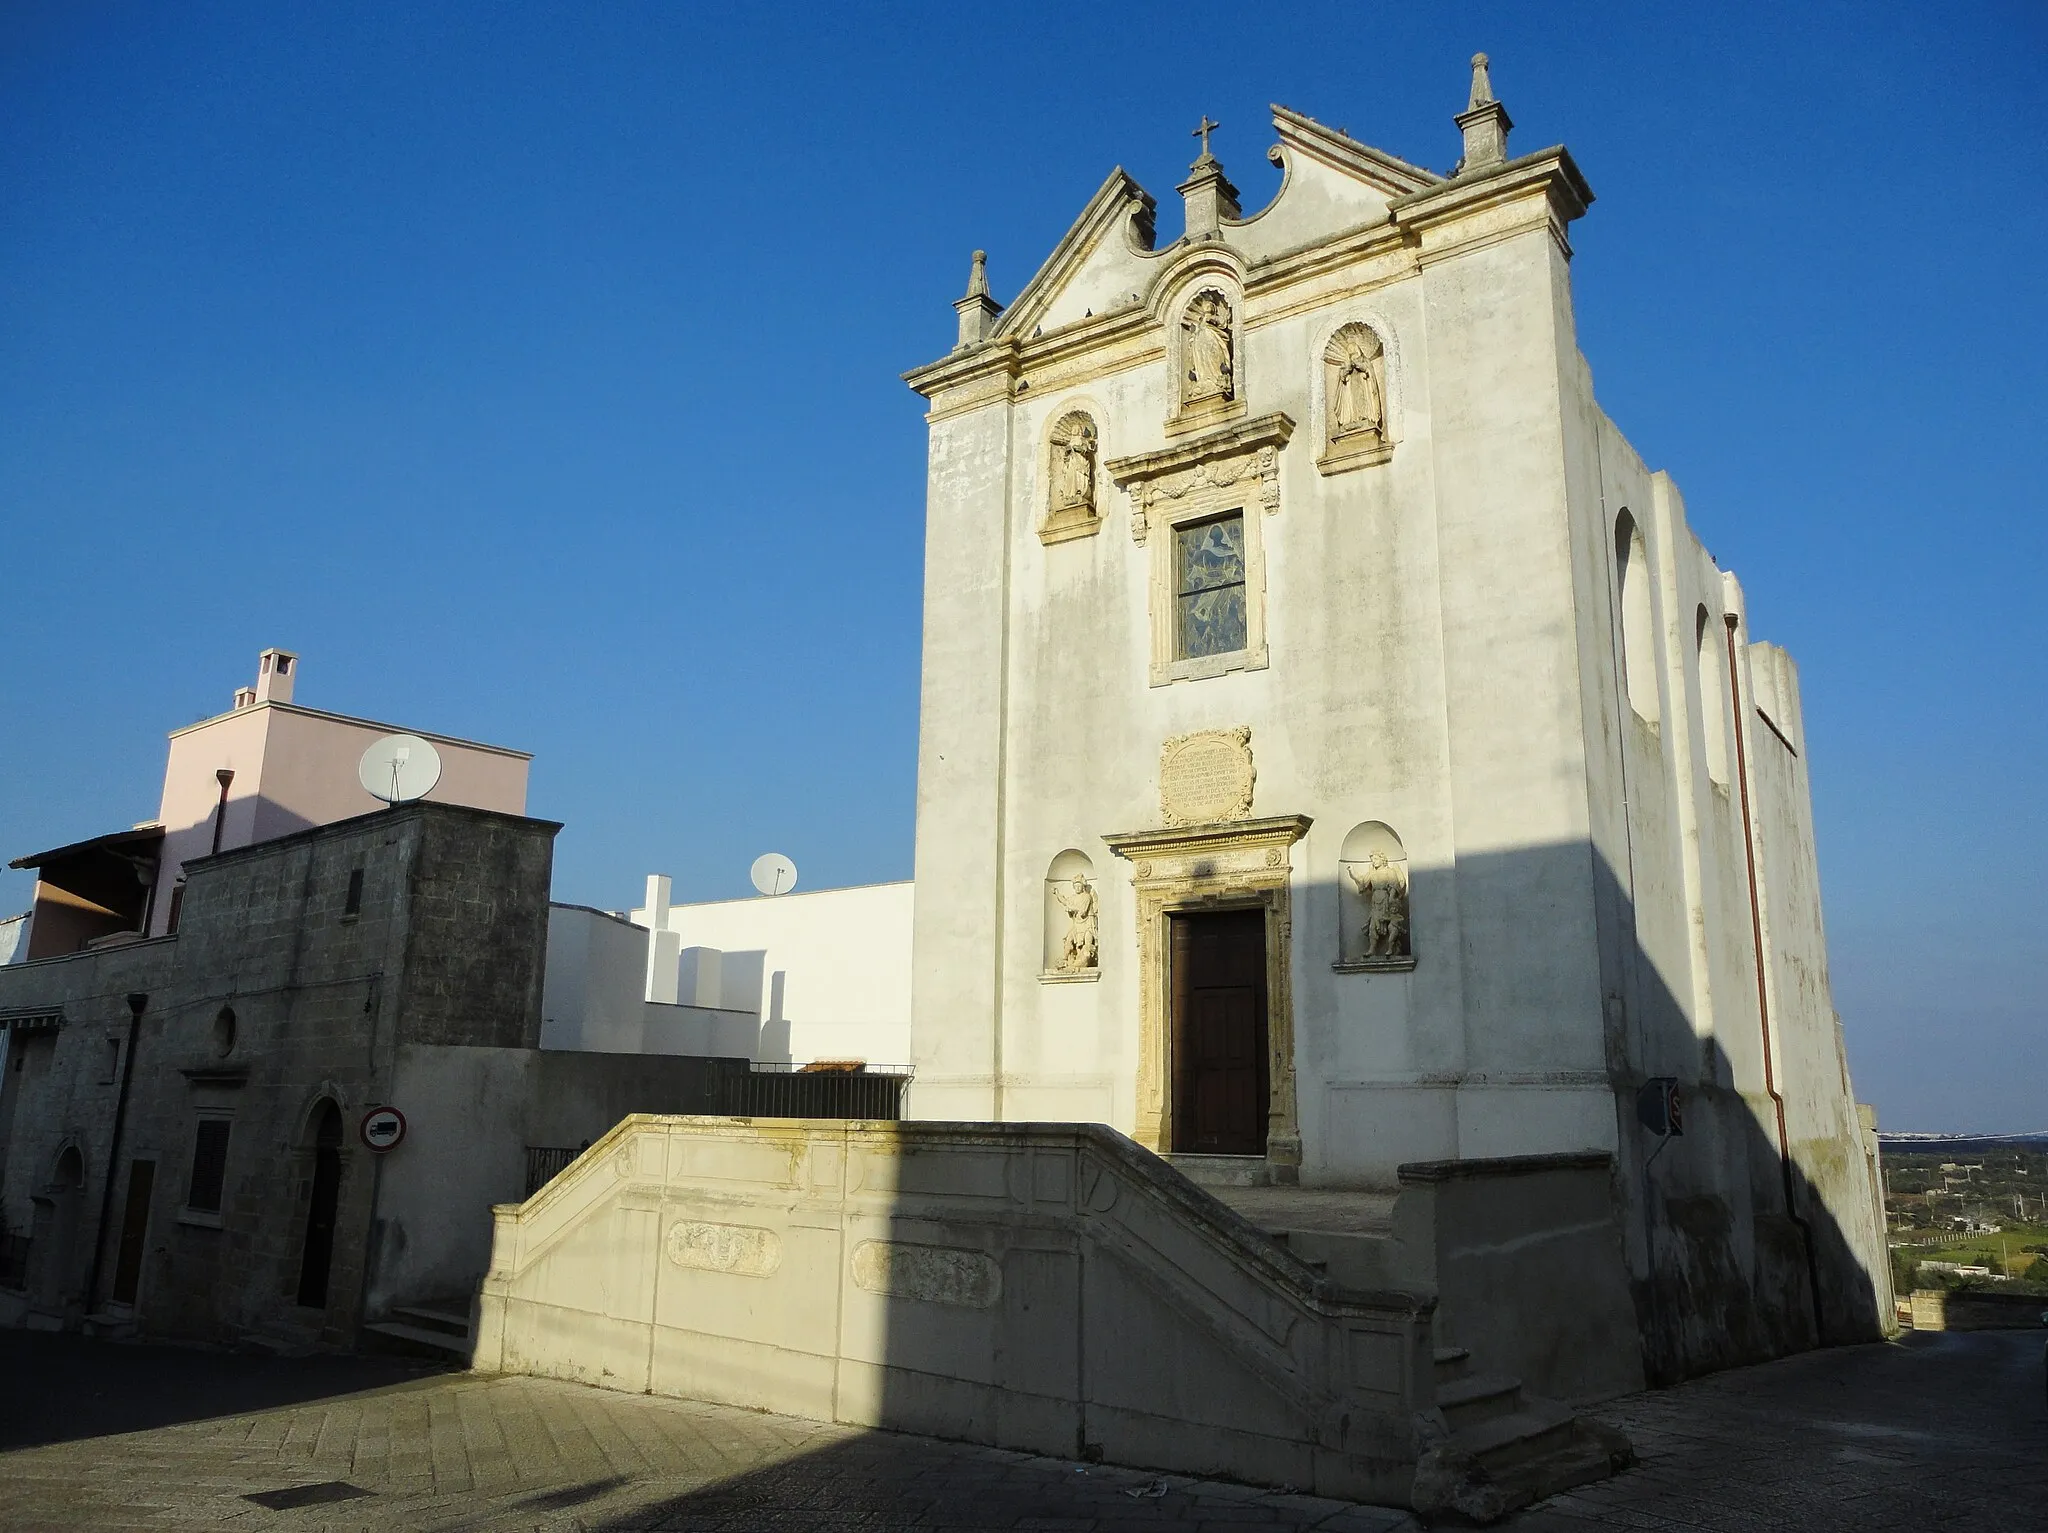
[0,1328,2041,1531]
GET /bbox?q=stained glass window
[1176,512,1247,659]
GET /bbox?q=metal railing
[725,1063,912,1121]
[524,1145,582,1199]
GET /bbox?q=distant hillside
[1879,1132,2048,1153]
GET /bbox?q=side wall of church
[1557,356,1889,1373]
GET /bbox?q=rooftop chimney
[254,648,298,706]
[233,687,257,710]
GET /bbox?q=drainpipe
[85,991,148,1317]
[1724,614,1827,1342]
[210,769,235,855]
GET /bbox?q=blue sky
[2,3,2041,1131]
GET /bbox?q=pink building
[9,650,531,957]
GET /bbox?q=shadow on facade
[544,834,1890,1521]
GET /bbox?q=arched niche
[1316,321,1395,473]
[1041,848,1101,980]
[1615,510,1659,724]
[1696,605,1731,786]
[1335,821,1414,971]
[1167,279,1245,432]
[1041,409,1101,546]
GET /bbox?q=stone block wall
[0,801,559,1347]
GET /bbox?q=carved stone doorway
[1105,814,1310,1176]
[1170,909,1268,1155]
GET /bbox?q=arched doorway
[31,1145,85,1309]
[295,1102,344,1308]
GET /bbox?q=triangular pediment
[1267,105,1442,199]
[995,168,1159,342]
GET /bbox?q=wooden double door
[1169,908,1269,1156]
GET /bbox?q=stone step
[1488,1422,1632,1511]
[364,1320,472,1360]
[1436,1371,1526,1431]
[1166,1154,1271,1188]
[390,1304,470,1337]
[1433,1345,1472,1383]
[1453,1398,1578,1471]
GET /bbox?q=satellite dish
[750,852,797,897]
[358,734,443,805]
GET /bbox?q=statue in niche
[1347,850,1410,960]
[1326,325,1386,441]
[1048,413,1097,514]
[1181,290,1235,406]
[1052,874,1099,971]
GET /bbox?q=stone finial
[1467,51,1495,110]
[1454,49,1513,174]
[953,248,1003,349]
[1177,116,1241,242]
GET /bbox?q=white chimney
[254,648,298,705]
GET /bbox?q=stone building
[6,648,530,959]
[0,801,735,1350]
[902,62,1890,1384]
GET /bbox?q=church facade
[905,62,1889,1378]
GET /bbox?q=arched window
[1615,510,1659,724]
[1696,605,1731,785]
[297,1100,345,1308]
[1042,849,1100,977]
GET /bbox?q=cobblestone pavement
[0,1328,2041,1531]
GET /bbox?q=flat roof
[9,824,164,871]
[167,699,532,761]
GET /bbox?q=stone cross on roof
[1191,114,1220,163]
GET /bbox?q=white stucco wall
[632,882,914,1068]
[541,903,761,1059]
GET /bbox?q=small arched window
[1615,510,1659,724]
[1696,606,1731,785]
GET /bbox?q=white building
[538,876,913,1068]
[901,65,1889,1378]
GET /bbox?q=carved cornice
[902,338,1021,406]
[1105,412,1294,543]
[1389,146,1593,263]
[1104,813,1313,867]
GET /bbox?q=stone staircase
[1199,1174,1632,1521]
[1419,1343,1629,1520]
[364,1300,474,1362]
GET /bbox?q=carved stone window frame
[1166,274,1247,438]
[1103,814,1311,1179]
[1106,413,1294,688]
[1311,311,1401,475]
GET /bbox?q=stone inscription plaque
[1160,727,1255,827]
